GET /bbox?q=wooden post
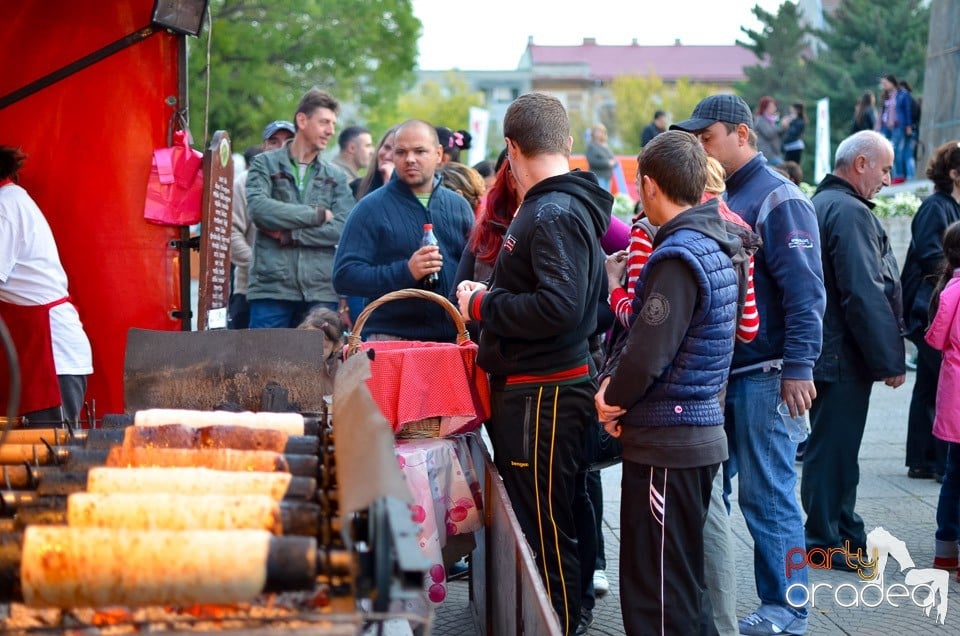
[197,131,233,330]
[468,435,562,635]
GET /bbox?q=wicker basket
[346,288,473,439]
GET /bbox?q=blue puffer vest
[628,228,738,427]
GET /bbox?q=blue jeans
[724,369,808,623]
[936,443,960,545]
[891,126,909,180]
[904,133,916,180]
[248,299,337,329]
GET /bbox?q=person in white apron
[0,146,92,426]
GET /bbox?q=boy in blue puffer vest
[595,130,740,635]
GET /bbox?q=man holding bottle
[332,119,473,341]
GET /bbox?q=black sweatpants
[487,380,595,636]
[620,460,718,636]
[587,470,605,570]
[574,469,598,612]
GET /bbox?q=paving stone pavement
[434,368,953,634]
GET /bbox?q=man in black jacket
[641,110,666,147]
[457,93,612,636]
[804,130,906,566]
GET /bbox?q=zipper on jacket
[522,395,533,459]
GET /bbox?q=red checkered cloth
[359,340,491,436]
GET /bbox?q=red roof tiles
[526,43,757,83]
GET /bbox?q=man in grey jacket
[246,88,356,328]
[229,120,295,329]
[585,124,616,191]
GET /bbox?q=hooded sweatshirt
[468,170,612,378]
[603,199,738,468]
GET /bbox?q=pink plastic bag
[143,130,204,226]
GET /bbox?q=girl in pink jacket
[929,221,960,572]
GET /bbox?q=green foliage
[612,193,637,223]
[671,79,727,133]
[736,2,815,178]
[378,72,485,134]
[188,0,421,150]
[799,183,924,217]
[609,73,664,153]
[734,0,928,182]
[872,191,923,218]
[735,2,811,109]
[610,74,722,154]
[806,0,929,156]
[569,110,595,156]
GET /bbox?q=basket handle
[345,288,471,357]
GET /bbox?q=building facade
[416,37,755,150]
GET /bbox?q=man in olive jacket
[246,88,356,328]
[803,131,906,566]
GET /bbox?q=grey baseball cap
[670,94,753,133]
[263,120,296,141]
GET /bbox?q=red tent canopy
[1,2,185,415]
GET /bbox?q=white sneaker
[592,570,609,596]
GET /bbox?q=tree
[736,1,814,177]
[807,0,929,152]
[187,0,421,150]
[735,1,812,110]
[377,72,485,135]
[671,79,727,134]
[610,74,665,152]
[610,74,722,153]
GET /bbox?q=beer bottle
[421,224,440,290]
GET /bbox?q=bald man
[803,131,905,570]
[332,119,474,341]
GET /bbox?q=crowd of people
[5,75,959,636]
[851,74,921,186]
[736,76,921,188]
[212,81,960,636]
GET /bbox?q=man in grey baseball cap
[674,93,826,636]
[229,119,296,328]
[262,120,296,143]
[671,93,754,133]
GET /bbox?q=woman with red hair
[754,95,786,166]
[455,158,517,287]
[454,153,630,290]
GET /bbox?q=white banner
[467,107,490,167]
[814,97,831,184]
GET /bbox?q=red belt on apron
[0,296,70,415]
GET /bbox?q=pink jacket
[927,271,960,442]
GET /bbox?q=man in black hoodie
[457,92,612,636]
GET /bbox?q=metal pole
[177,35,192,331]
